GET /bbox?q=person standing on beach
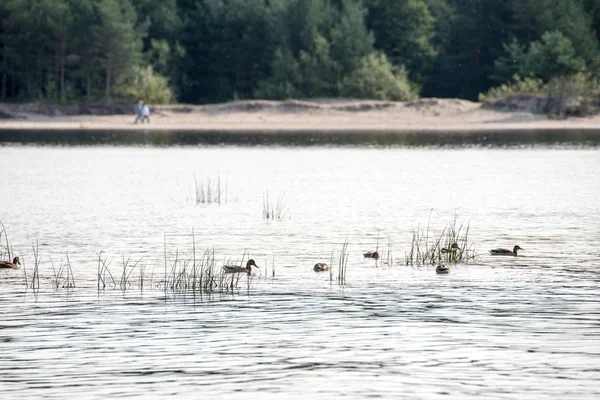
[141,104,150,123]
[134,100,143,124]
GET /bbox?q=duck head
[246,259,257,273]
[436,263,450,274]
[513,245,523,255]
[13,256,20,265]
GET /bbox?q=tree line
[1,0,599,104]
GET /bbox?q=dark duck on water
[489,245,523,257]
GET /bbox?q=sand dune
[1,98,599,132]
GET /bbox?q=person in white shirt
[141,104,150,123]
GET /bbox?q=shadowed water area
[1,130,600,399]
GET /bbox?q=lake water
[1,130,600,399]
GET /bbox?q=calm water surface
[1,131,599,399]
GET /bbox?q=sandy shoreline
[1,99,600,132]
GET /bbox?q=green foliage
[340,52,418,101]
[425,0,515,99]
[256,34,341,99]
[114,65,173,104]
[254,48,301,99]
[479,75,546,102]
[526,31,586,80]
[512,0,599,65]
[255,1,385,100]
[0,0,142,101]
[491,39,528,84]
[479,72,600,102]
[297,35,341,97]
[96,0,142,99]
[177,0,276,103]
[366,0,436,82]
[330,0,374,75]
[2,0,600,103]
[547,73,600,98]
[492,31,586,88]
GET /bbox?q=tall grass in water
[97,251,116,290]
[50,252,76,289]
[0,221,23,284]
[0,221,13,261]
[404,215,476,266]
[29,240,41,289]
[158,233,255,296]
[158,249,253,296]
[329,239,349,286]
[194,173,227,204]
[120,255,143,290]
[263,191,290,220]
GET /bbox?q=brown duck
[313,263,329,272]
[436,263,450,274]
[441,243,460,253]
[489,245,523,257]
[223,259,257,275]
[0,256,20,269]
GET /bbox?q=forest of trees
[1,0,599,104]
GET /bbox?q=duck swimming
[489,245,523,257]
[0,256,20,269]
[313,263,329,272]
[363,251,379,260]
[441,243,460,253]
[223,259,257,275]
[436,263,450,274]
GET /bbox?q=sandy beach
[1,98,600,132]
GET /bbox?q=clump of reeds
[50,252,76,289]
[263,191,290,220]
[119,255,143,290]
[97,251,116,290]
[194,173,227,204]
[157,232,255,297]
[404,214,476,266]
[158,250,253,296]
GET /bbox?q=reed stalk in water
[339,239,349,286]
[30,239,41,290]
[0,221,13,261]
[381,236,394,266]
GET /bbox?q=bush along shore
[482,95,600,119]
